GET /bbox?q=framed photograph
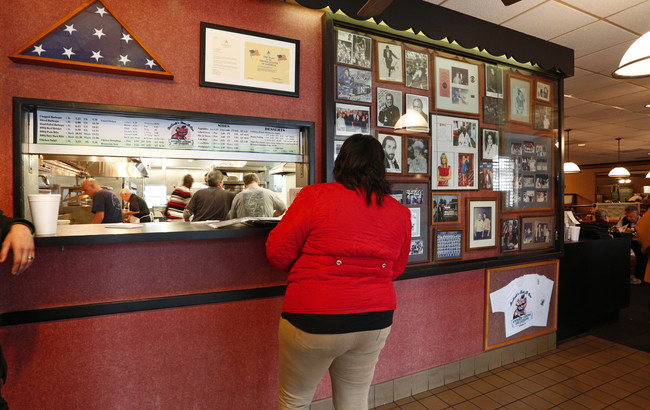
[377,88,403,127]
[377,42,403,83]
[336,66,372,103]
[482,129,499,161]
[434,56,480,114]
[404,49,429,90]
[378,133,402,174]
[335,103,370,136]
[483,96,506,125]
[405,94,430,131]
[432,193,460,224]
[485,64,504,99]
[395,182,430,263]
[334,139,344,161]
[406,136,429,175]
[535,79,552,102]
[431,114,479,190]
[508,74,532,125]
[336,30,371,69]
[435,229,463,261]
[521,216,555,251]
[500,218,520,252]
[200,23,299,97]
[533,104,554,130]
[479,162,493,190]
[467,198,497,250]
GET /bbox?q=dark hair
[333,134,391,206]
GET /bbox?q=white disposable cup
[569,226,580,242]
[28,194,61,236]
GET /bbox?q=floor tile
[416,394,449,409]
[435,389,465,406]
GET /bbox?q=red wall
[0,0,323,214]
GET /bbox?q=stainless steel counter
[35,221,273,247]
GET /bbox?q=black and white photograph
[482,96,506,125]
[406,189,424,204]
[336,66,372,103]
[533,104,554,130]
[376,88,403,127]
[501,219,519,252]
[335,103,370,136]
[405,94,429,130]
[522,175,535,188]
[406,137,429,174]
[377,42,403,83]
[482,129,499,161]
[410,207,421,238]
[378,133,402,173]
[535,79,552,102]
[336,30,371,69]
[467,198,497,250]
[485,64,503,98]
[404,49,429,90]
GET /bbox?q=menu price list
[36,110,301,154]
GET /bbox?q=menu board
[36,109,301,155]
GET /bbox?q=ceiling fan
[358,0,523,18]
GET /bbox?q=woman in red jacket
[266,134,412,409]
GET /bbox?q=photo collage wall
[332,27,559,264]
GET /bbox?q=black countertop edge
[34,224,274,247]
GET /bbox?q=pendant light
[613,31,650,78]
[608,138,630,178]
[563,129,580,174]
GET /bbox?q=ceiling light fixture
[613,31,650,78]
[393,111,429,134]
[563,129,580,174]
[608,137,630,178]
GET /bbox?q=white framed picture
[431,114,478,190]
[434,56,479,114]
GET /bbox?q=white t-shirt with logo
[490,273,555,337]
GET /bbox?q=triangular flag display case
[9,0,173,80]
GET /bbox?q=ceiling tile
[574,40,635,74]
[608,1,650,35]
[598,91,650,109]
[502,2,596,40]
[551,21,636,58]
[563,117,607,129]
[576,107,645,122]
[572,81,646,101]
[564,73,620,94]
[560,0,646,18]
[434,0,546,25]
[564,101,610,115]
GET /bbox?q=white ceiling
[429,0,650,166]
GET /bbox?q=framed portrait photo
[435,229,463,261]
[535,79,552,102]
[377,41,403,83]
[521,216,555,251]
[467,198,497,250]
[432,193,460,224]
[430,114,479,190]
[500,218,520,253]
[377,88,403,128]
[479,162,493,190]
[406,136,429,175]
[482,129,499,161]
[434,56,479,114]
[508,74,532,125]
[335,103,370,136]
[200,23,299,97]
[378,133,402,174]
[336,66,372,103]
[533,104,554,131]
[485,64,503,99]
[483,96,506,125]
[404,49,429,90]
[336,30,371,69]
[405,94,430,132]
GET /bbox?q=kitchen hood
[269,162,296,175]
[42,155,149,178]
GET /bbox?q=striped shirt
[165,185,192,219]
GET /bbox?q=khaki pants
[277,317,391,410]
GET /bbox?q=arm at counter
[92,211,104,224]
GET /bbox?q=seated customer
[227,174,286,219]
[183,169,235,221]
[616,205,645,285]
[593,209,609,225]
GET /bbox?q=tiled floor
[373,335,650,409]
[372,283,650,409]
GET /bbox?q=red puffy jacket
[266,182,412,315]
